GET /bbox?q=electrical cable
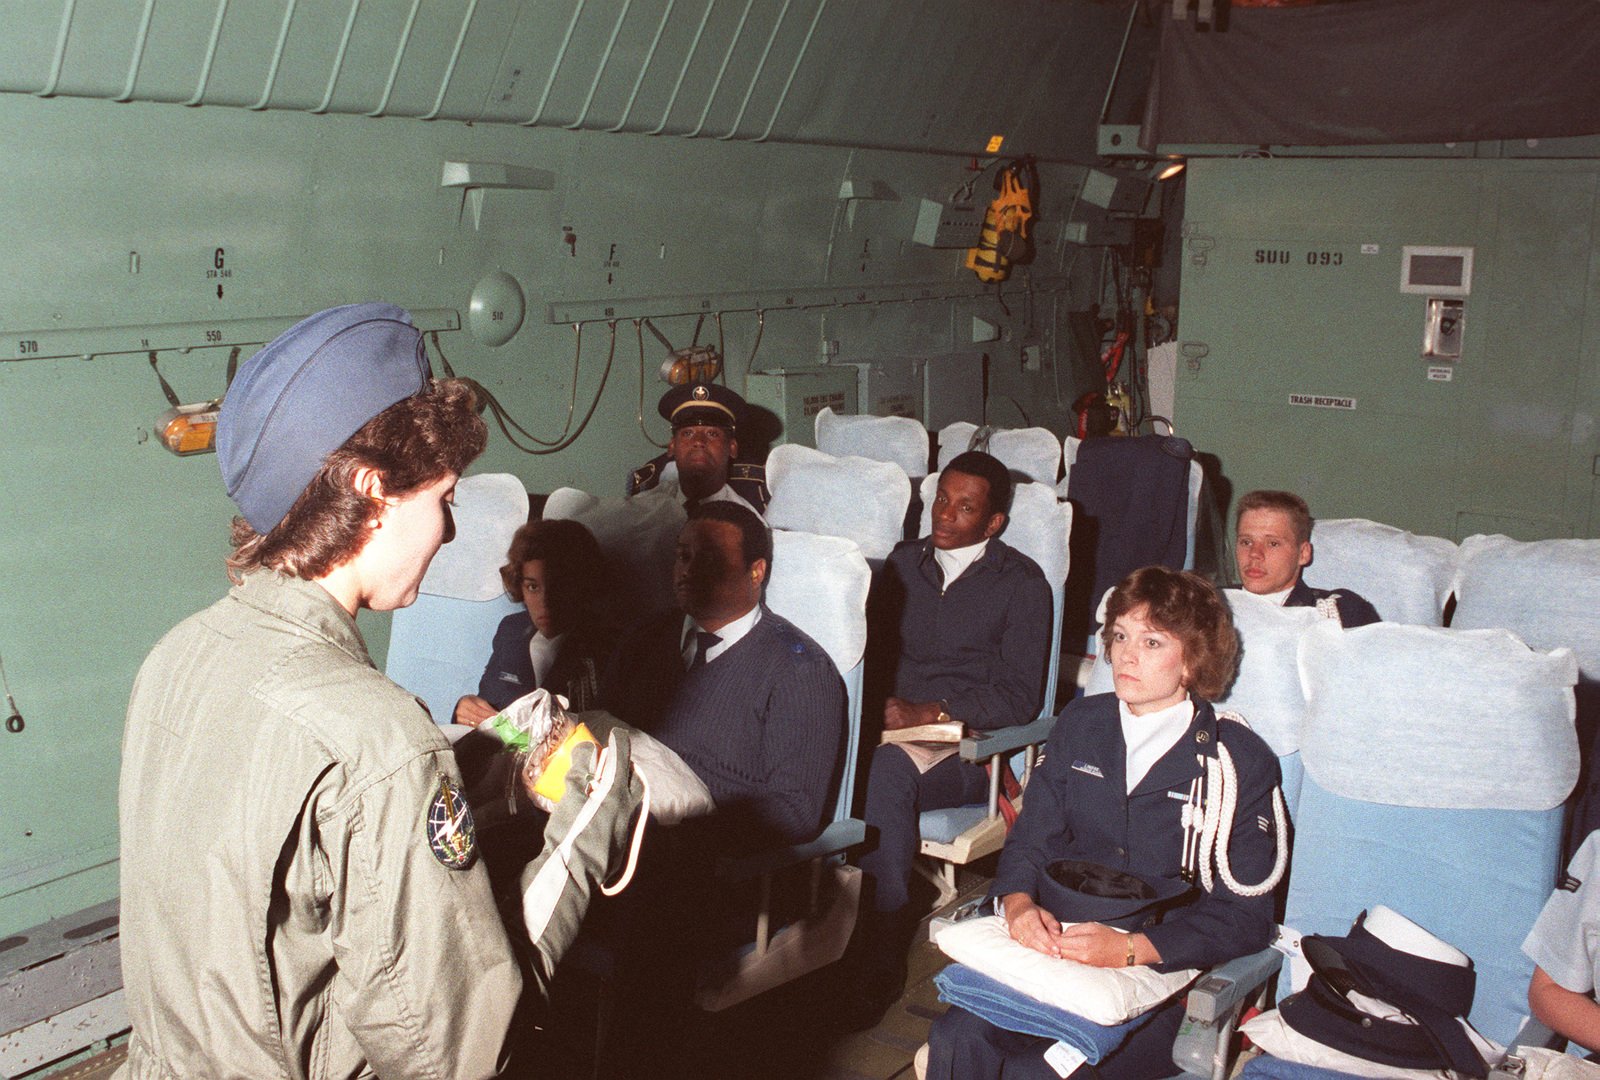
[486,321,616,456]
[952,155,1006,205]
[430,326,589,450]
[715,311,726,385]
[635,318,670,449]
[0,651,23,733]
[745,308,766,372]
[431,323,617,456]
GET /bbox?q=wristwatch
[936,699,953,725]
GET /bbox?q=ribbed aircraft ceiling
[0,0,1145,163]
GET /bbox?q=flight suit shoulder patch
[426,774,477,870]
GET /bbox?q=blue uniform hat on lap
[217,303,431,534]
[1035,859,1193,933]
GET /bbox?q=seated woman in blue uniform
[454,517,611,722]
[927,566,1286,1080]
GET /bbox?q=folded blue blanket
[933,964,1154,1064]
[1238,1056,1374,1080]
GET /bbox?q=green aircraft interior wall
[1175,157,1600,543]
[0,90,1092,935]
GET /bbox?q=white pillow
[813,407,929,478]
[1453,533,1600,677]
[1242,1008,1502,1080]
[934,914,1197,1026]
[765,444,910,562]
[937,422,1063,486]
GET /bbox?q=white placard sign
[1288,394,1356,410]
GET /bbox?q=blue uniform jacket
[867,536,1053,731]
[992,693,1283,972]
[477,610,605,712]
[1286,578,1381,628]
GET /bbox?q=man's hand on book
[883,697,943,730]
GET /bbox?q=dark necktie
[687,630,721,671]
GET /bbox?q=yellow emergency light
[157,402,221,456]
[660,344,722,386]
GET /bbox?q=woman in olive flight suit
[118,303,642,1079]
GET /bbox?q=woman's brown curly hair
[498,518,608,631]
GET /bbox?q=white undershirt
[1119,697,1195,793]
[527,630,564,688]
[681,604,761,667]
[1261,584,1294,606]
[933,538,989,594]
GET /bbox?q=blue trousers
[858,744,989,912]
[926,999,1186,1080]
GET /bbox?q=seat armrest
[1184,947,1283,1024]
[959,714,1057,763]
[1174,948,1284,1078]
[1506,1017,1559,1053]
[714,817,866,882]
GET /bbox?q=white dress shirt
[680,604,762,668]
[933,538,989,594]
[1119,697,1195,793]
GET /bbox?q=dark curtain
[1143,0,1600,148]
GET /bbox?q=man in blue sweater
[603,499,845,849]
[593,501,845,1073]
[845,451,1054,1025]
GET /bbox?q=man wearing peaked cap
[627,380,768,516]
[118,303,644,1079]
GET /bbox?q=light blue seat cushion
[920,805,989,846]
[1281,774,1564,1046]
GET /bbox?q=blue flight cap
[1034,859,1193,933]
[217,303,431,534]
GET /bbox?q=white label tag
[1288,393,1356,410]
[1426,365,1455,382]
[1361,243,1380,255]
[1044,1041,1089,1077]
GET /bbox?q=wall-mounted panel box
[746,366,860,447]
[850,358,925,421]
[912,198,984,248]
[1062,219,1135,247]
[1401,245,1474,296]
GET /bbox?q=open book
[879,720,963,746]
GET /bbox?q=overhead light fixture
[1157,160,1187,181]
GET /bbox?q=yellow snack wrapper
[532,722,598,805]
